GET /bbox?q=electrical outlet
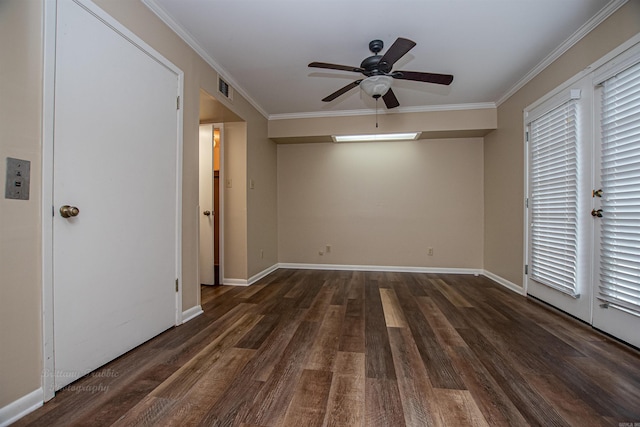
[428,247,434,256]
[326,244,331,253]
[319,250,324,256]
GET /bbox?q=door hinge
[175,278,179,292]
[524,264,528,275]
[525,197,529,208]
[176,96,180,110]
[525,130,529,142]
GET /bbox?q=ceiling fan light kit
[360,75,393,98]
[333,132,421,143]
[309,37,454,109]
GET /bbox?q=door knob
[60,205,80,218]
[591,209,603,218]
[203,210,211,216]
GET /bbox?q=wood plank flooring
[15,269,640,426]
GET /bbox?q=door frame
[41,0,184,401]
[197,122,224,288]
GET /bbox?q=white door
[53,0,180,389]
[525,83,593,323]
[199,124,215,285]
[591,57,640,348]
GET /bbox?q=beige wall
[483,1,640,287]
[247,115,279,278]
[223,121,248,280]
[278,138,484,268]
[0,0,44,408]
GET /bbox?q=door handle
[60,205,80,218]
[203,210,211,216]
[591,209,603,218]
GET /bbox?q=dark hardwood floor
[15,269,640,426]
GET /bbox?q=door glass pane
[598,61,640,316]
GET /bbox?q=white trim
[278,263,482,275]
[141,0,268,119]
[248,264,280,284]
[496,0,628,106]
[181,305,203,324]
[223,278,250,287]
[216,124,225,287]
[175,69,185,328]
[41,0,57,403]
[593,41,640,85]
[482,270,526,296]
[0,388,43,427]
[222,265,279,287]
[269,102,496,121]
[522,33,640,116]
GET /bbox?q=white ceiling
[144,0,618,118]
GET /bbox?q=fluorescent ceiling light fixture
[333,132,421,142]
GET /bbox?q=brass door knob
[60,205,80,218]
[203,210,211,216]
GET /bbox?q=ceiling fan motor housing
[360,55,391,76]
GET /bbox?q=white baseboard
[220,264,525,299]
[0,388,43,427]
[248,264,279,284]
[222,278,249,286]
[482,270,526,295]
[278,263,483,275]
[223,264,279,287]
[181,305,203,323]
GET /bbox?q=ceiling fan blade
[393,70,454,85]
[309,62,363,73]
[379,37,416,68]
[322,80,362,102]
[382,88,400,109]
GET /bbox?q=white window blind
[598,60,640,316]
[529,99,580,297]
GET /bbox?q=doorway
[199,123,222,285]
[198,89,242,289]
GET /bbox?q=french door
[591,57,640,348]
[526,44,640,348]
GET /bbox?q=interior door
[199,124,215,285]
[53,0,180,389]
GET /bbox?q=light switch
[5,157,30,200]
[226,178,233,189]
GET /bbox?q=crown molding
[496,0,628,107]
[141,0,270,119]
[268,102,496,121]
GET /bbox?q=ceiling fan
[309,37,454,109]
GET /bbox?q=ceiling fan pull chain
[376,98,379,128]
